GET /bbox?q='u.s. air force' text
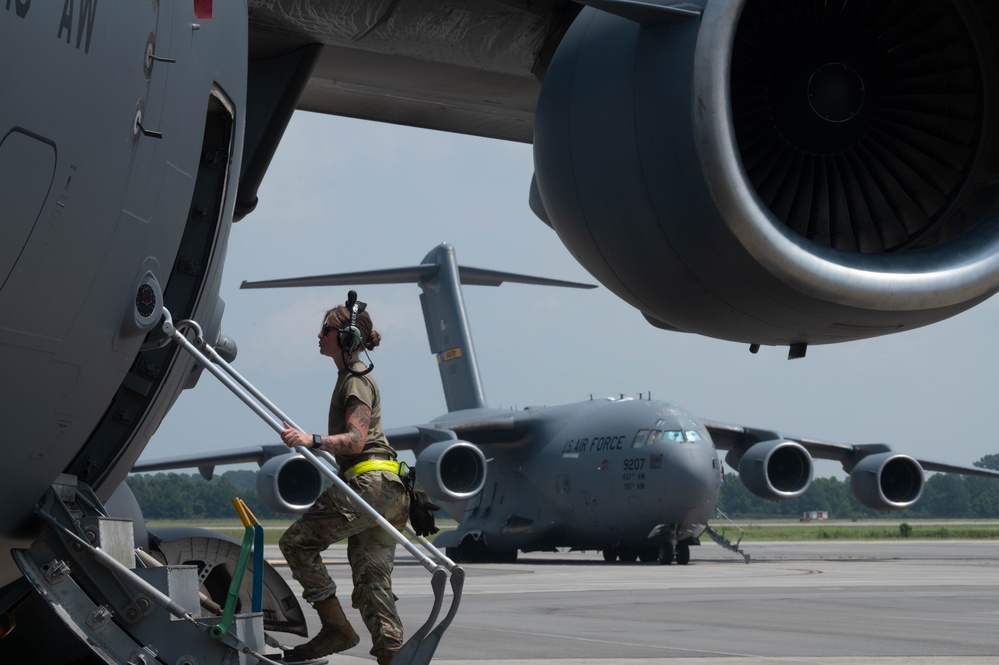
[4,0,99,55]
[561,435,626,454]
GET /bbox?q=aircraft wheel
[602,548,618,562]
[617,547,638,563]
[638,546,658,562]
[657,544,674,565]
[494,549,518,563]
[676,542,691,565]
[456,538,488,563]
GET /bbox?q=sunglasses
[321,324,337,337]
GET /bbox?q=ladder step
[704,525,751,563]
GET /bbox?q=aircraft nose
[656,442,717,511]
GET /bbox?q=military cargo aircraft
[6,0,999,662]
[136,243,999,569]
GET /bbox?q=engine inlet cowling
[414,440,487,503]
[850,452,924,511]
[257,454,325,514]
[533,0,999,347]
[736,439,813,501]
[731,0,985,254]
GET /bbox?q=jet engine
[533,0,999,350]
[256,454,325,514]
[732,439,813,501]
[849,452,924,511]
[414,440,487,503]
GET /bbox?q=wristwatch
[312,434,322,448]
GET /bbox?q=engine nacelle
[736,440,813,501]
[257,454,325,514]
[850,452,924,511]
[415,440,487,503]
[534,0,999,347]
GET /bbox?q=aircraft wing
[703,420,999,480]
[388,413,536,450]
[238,1,579,218]
[132,444,292,480]
[130,417,520,516]
[133,413,534,480]
[246,0,577,143]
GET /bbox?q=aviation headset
[337,290,374,376]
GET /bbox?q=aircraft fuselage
[437,396,722,554]
[0,1,247,588]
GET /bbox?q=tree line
[127,470,289,521]
[127,454,999,522]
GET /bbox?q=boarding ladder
[704,509,751,563]
[159,307,464,665]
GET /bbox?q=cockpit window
[638,428,702,445]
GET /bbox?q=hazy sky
[144,110,999,477]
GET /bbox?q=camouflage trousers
[279,470,410,656]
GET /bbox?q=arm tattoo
[318,398,371,456]
[354,405,371,431]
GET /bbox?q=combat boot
[375,650,398,665]
[285,597,360,660]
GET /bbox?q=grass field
[709,520,999,542]
[144,518,461,546]
[145,519,999,547]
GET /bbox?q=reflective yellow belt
[343,459,406,480]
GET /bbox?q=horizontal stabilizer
[240,243,595,413]
[456,267,595,289]
[241,265,435,289]
[241,265,596,291]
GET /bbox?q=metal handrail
[159,308,463,664]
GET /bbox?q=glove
[408,487,441,538]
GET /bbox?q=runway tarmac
[265,540,999,664]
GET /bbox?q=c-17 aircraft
[6,0,999,662]
[136,243,999,570]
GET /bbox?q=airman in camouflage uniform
[280,469,409,660]
[279,299,410,665]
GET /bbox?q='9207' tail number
[623,458,645,471]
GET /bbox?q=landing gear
[602,546,632,562]
[617,547,638,563]
[494,549,519,563]
[447,539,518,563]
[638,546,658,563]
[656,541,691,565]
[676,542,691,565]
[602,546,658,563]
[602,546,640,563]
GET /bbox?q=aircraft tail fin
[242,242,595,412]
